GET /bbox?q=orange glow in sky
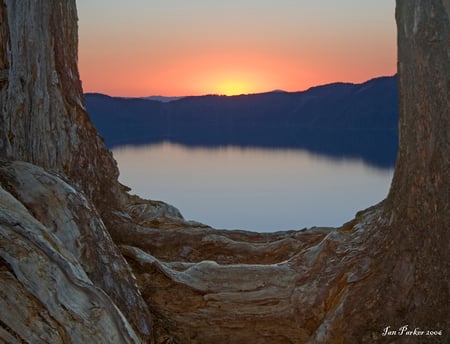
[77,1,396,97]
[214,80,254,96]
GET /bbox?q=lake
[112,142,394,232]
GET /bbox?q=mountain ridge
[86,74,396,101]
[1,1,448,343]
[86,74,398,168]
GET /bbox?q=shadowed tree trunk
[0,0,448,343]
[0,0,153,342]
[380,0,449,329]
[383,0,449,328]
[331,0,449,341]
[0,0,123,214]
[0,1,10,157]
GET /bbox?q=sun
[215,79,255,96]
[196,68,268,96]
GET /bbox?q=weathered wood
[0,0,448,343]
[121,1,450,343]
[0,1,153,342]
[0,69,7,82]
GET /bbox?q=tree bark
[0,0,123,214]
[0,1,153,341]
[333,0,450,340]
[0,0,448,343]
[383,0,449,333]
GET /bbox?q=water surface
[113,142,393,232]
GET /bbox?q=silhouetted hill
[85,75,398,168]
[143,95,184,102]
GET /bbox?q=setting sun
[192,65,272,97]
[78,1,396,97]
[215,79,255,96]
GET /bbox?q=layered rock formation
[0,0,448,343]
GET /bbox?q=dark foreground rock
[0,0,448,343]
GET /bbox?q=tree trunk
[0,1,153,341]
[334,0,450,340]
[385,0,450,328]
[0,0,448,343]
[0,0,123,214]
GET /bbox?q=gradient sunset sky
[77,0,396,97]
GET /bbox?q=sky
[77,0,396,97]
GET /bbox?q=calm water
[113,142,394,232]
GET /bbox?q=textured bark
[0,0,448,343]
[0,0,123,214]
[116,1,449,342]
[0,160,153,342]
[0,1,9,157]
[0,1,153,342]
[308,0,450,340]
[377,0,450,331]
[389,0,449,228]
[0,162,142,344]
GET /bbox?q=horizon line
[83,74,397,99]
